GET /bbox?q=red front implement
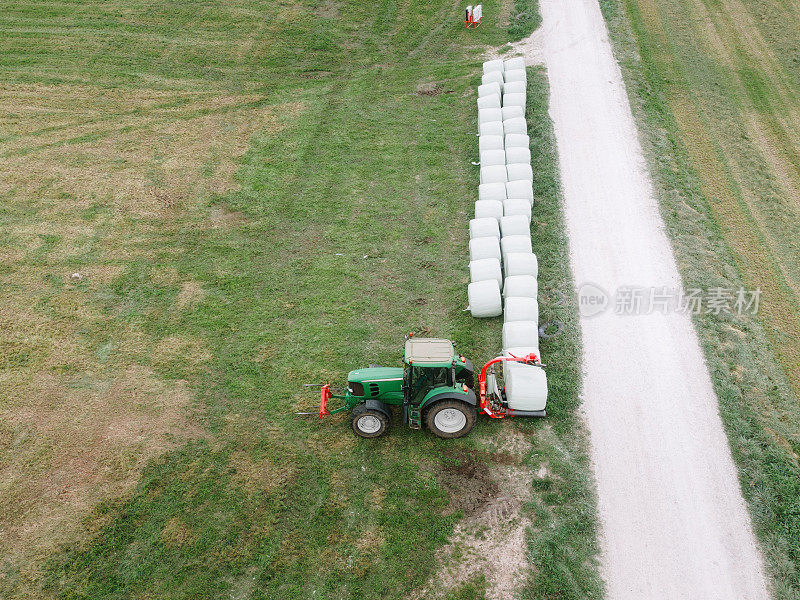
[319,382,332,418]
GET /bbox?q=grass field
[0,1,600,598]
[599,0,800,597]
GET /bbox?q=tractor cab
[403,337,458,404]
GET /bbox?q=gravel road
[517,1,771,597]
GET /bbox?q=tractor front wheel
[351,404,390,438]
[425,400,476,439]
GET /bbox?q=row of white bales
[466,56,548,413]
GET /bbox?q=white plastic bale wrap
[502,346,541,378]
[502,320,540,350]
[505,146,531,164]
[503,57,526,71]
[500,234,532,259]
[474,200,504,221]
[479,135,504,153]
[502,92,526,109]
[501,105,524,121]
[503,274,538,298]
[480,164,508,184]
[504,362,547,411]
[477,94,501,110]
[504,252,538,278]
[504,133,530,148]
[479,149,505,167]
[469,217,500,239]
[469,257,502,288]
[479,121,504,136]
[500,214,530,237]
[503,81,526,95]
[469,236,501,261]
[478,108,502,127]
[483,59,504,74]
[503,117,527,135]
[468,279,503,318]
[503,69,527,84]
[478,182,507,202]
[506,180,534,204]
[504,296,540,323]
[482,71,504,88]
[503,198,532,221]
[507,163,533,182]
[478,82,502,98]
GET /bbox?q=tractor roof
[403,338,455,367]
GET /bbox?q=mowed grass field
[0,1,600,599]
[600,0,800,597]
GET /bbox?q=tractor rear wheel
[425,400,476,439]
[351,404,390,438]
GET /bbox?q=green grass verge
[508,0,542,42]
[599,1,800,597]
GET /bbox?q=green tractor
[318,336,547,439]
[320,337,478,438]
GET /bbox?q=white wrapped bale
[477,94,501,110]
[503,117,527,135]
[469,217,500,239]
[506,180,534,204]
[503,274,538,298]
[479,135,504,153]
[505,362,547,411]
[500,235,532,259]
[478,182,507,202]
[480,164,507,184]
[504,252,538,278]
[478,82,502,98]
[501,105,524,121]
[503,69,527,84]
[482,71,504,88]
[483,58,504,74]
[478,108,502,127]
[468,279,503,318]
[503,57,526,71]
[507,163,533,182]
[479,121,504,136]
[469,236,501,261]
[479,149,506,167]
[503,198,532,221]
[504,296,539,323]
[503,81,526,95]
[475,200,504,221]
[505,146,531,164]
[502,320,540,350]
[500,214,530,237]
[503,92,526,108]
[505,133,530,148]
[469,257,502,288]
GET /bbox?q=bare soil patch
[414,429,534,600]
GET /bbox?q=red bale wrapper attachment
[478,352,542,418]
